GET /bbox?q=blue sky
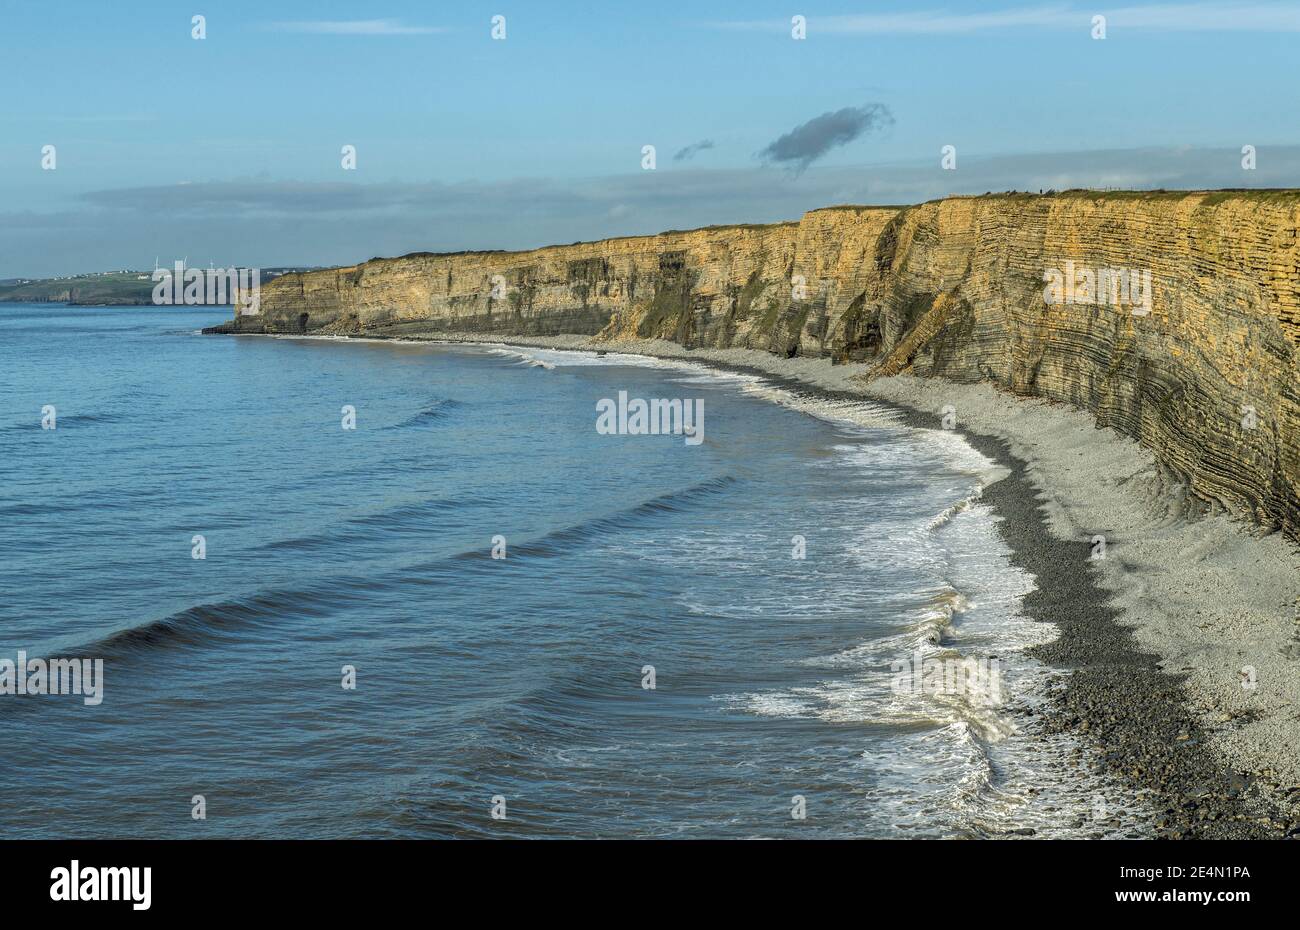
[3,0,1300,276]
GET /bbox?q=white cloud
[712,3,1300,34]
[267,19,445,36]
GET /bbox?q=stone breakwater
[213,191,1300,541]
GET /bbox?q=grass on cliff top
[363,221,801,265]
[1196,189,1300,206]
[950,188,1300,205]
[807,203,910,213]
[1063,188,1299,202]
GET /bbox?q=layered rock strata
[213,191,1300,541]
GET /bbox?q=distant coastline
[0,267,318,306]
[0,270,157,305]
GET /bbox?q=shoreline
[225,327,1300,838]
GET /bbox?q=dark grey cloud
[758,104,894,172]
[5,145,1300,278]
[673,139,715,162]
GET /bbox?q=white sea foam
[303,336,1140,837]
[239,333,1159,836]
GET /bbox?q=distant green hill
[0,268,318,306]
[0,271,156,305]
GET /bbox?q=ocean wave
[83,581,341,656]
[916,587,971,646]
[511,475,738,557]
[722,571,1020,753]
[477,344,663,371]
[926,488,983,532]
[737,381,903,431]
[0,500,79,517]
[249,494,484,553]
[720,660,1013,744]
[64,476,741,658]
[0,411,123,432]
[385,398,463,429]
[920,428,1008,485]
[484,347,557,369]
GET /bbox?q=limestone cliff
[216,191,1300,540]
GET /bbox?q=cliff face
[225,191,1300,540]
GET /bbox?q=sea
[0,304,1146,838]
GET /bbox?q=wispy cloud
[267,19,445,36]
[33,115,158,122]
[673,140,715,162]
[759,105,894,173]
[711,3,1300,34]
